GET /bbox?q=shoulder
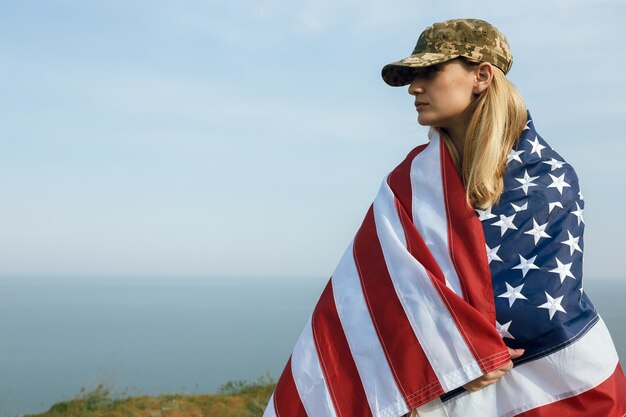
[384,142,430,213]
[387,141,430,181]
[494,117,584,219]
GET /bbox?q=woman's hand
[462,348,524,392]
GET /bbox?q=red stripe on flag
[439,137,497,322]
[387,144,428,219]
[312,280,374,417]
[389,149,509,374]
[517,363,626,417]
[274,357,308,417]
[387,144,448,289]
[354,206,444,409]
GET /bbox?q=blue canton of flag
[477,112,596,363]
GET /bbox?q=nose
[408,77,424,95]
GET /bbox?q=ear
[473,62,494,94]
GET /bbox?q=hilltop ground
[25,377,275,417]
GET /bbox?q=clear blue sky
[1,0,624,280]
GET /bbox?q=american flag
[262,113,626,417]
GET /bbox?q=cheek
[446,80,475,111]
[432,74,473,103]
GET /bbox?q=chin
[417,114,434,127]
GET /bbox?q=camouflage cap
[382,18,513,87]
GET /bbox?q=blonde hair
[440,60,527,209]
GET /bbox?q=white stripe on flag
[410,132,463,296]
[291,317,338,417]
[331,240,409,417]
[262,393,277,417]
[417,317,619,417]
[373,178,483,391]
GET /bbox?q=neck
[441,125,466,164]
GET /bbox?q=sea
[0,276,624,417]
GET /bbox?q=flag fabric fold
[263,113,625,417]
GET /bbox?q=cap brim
[381,52,460,86]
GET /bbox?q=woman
[263,18,625,417]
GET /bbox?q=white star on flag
[542,158,565,171]
[524,218,551,245]
[561,231,582,255]
[578,191,584,200]
[538,292,567,320]
[511,202,528,212]
[547,173,571,195]
[512,254,540,277]
[486,244,503,264]
[476,207,497,221]
[507,149,524,164]
[492,213,518,236]
[527,136,546,157]
[496,320,515,339]
[524,120,531,130]
[571,202,585,225]
[549,257,576,283]
[548,201,564,213]
[515,170,540,195]
[497,282,528,307]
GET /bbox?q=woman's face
[407,59,479,132]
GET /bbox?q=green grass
[26,376,276,417]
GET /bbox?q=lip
[415,101,428,110]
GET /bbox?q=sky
[1,0,625,280]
